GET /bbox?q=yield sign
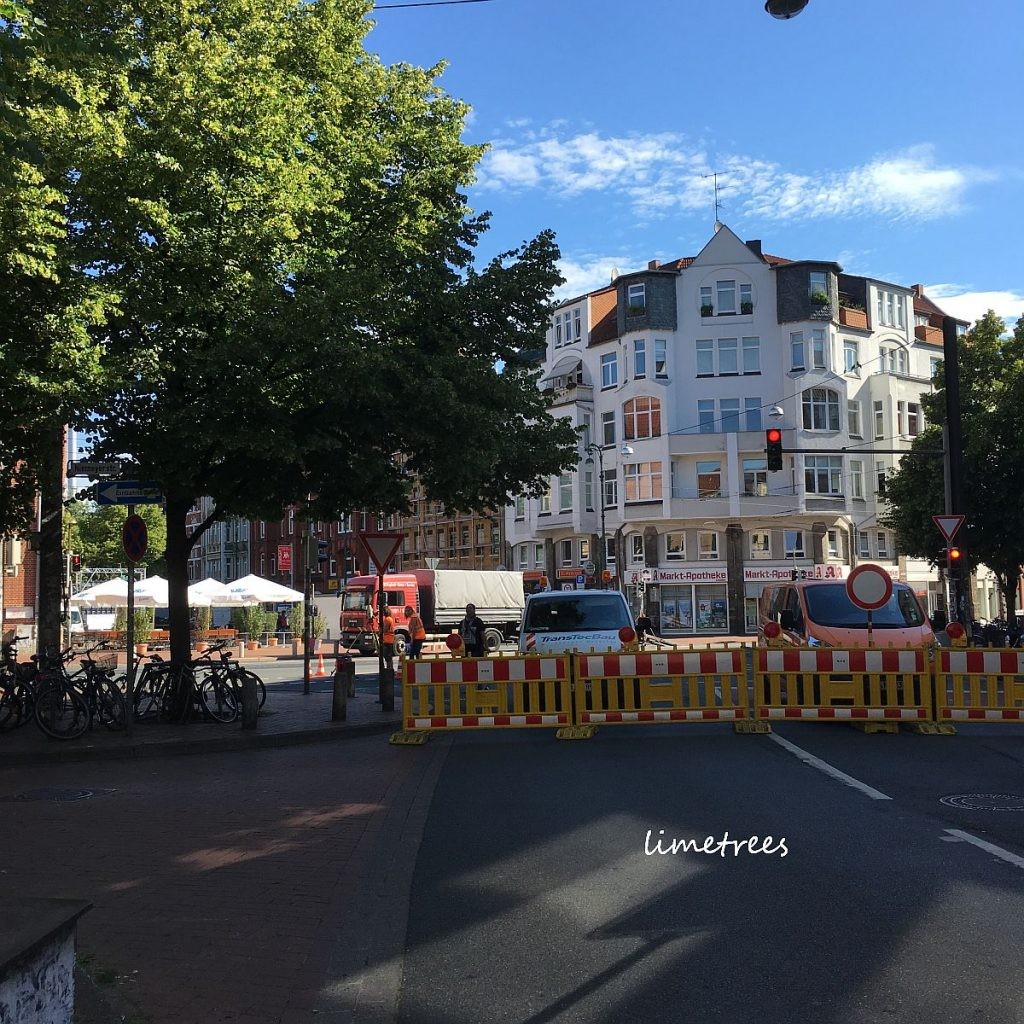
[932,514,965,542]
[357,532,403,573]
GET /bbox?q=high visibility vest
[383,615,395,645]
[408,614,426,641]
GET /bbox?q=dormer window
[809,270,827,298]
[717,280,736,315]
[627,283,646,313]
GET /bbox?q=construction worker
[405,605,426,659]
[380,599,396,671]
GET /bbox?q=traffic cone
[315,652,326,677]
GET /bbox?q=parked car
[517,590,634,655]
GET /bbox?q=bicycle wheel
[199,672,238,723]
[34,679,89,740]
[93,677,127,731]
[134,665,171,720]
[235,668,267,710]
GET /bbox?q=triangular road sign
[357,532,404,573]
[932,514,965,542]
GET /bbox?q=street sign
[583,560,596,576]
[933,514,966,542]
[121,514,148,563]
[846,564,893,611]
[94,480,163,506]
[641,567,654,583]
[575,573,585,586]
[67,460,124,478]
[358,532,403,573]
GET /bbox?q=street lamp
[584,443,634,590]
[765,0,809,18]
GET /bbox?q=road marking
[943,828,1024,870]
[768,733,892,801]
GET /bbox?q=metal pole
[303,561,312,695]
[125,503,135,738]
[598,448,606,590]
[942,316,967,624]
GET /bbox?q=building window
[259,521,266,539]
[700,285,713,313]
[634,339,646,378]
[584,470,594,512]
[740,283,752,311]
[579,538,590,561]
[848,400,862,438]
[784,530,804,558]
[827,530,839,558]
[697,461,722,499]
[601,353,618,389]
[624,461,663,502]
[623,396,662,440]
[288,510,294,535]
[876,461,887,498]
[857,531,870,558]
[517,545,529,570]
[574,308,582,340]
[805,455,844,495]
[559,539,573,567]
[698,399,716,433]
[698,532,719,560]
[260,553,266,575]
[790,331,805,371]
[811,328,827,369]
[554,315,563,347]
[718,338,738,375]
[750,531,771,559]
[876,531,890,559]
[654,339,668,378]
[881,346,908,375]
[539,484,551,515]
[720,398,741,433]
[515,495,526,520]
[897,400,906,435]
[601,411,616,446]
[907,402,921,436]
[930,356,942,381]
[627,282,646,311]
[603,469,617,508]
[270,556,277,575]
[874,400,885,440]
[809,270,827,297]
[717,280,736,315]
[844,340,859,375]
[666,533,685,561]
[742,337,760,374]
[850,460,864,499]
[743,458,768,496]
[876,289,905,328]
[696,339,714,376]
[802,388,841,431]
[630,535,645,564]
[559,474,573,512]
[744,398,762,432]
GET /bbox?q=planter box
[839,306,868,329]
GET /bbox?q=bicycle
[193,642,266,724]
[32,647,91,740]
[0,635,37,732]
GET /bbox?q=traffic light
[790,568,806,581]
[946,546,962,569]
[766,428,783,471]
[317,540,328,565]
[71,555,82,572]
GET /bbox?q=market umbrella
[132,575,169,608]
[226,574,304,604]
[69,578,130,607]
[187,577,252,607]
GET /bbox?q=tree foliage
[883,311,1024,617]
[32,0,578,659]
[68,502,167,571]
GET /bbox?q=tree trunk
[36,426,66,656]
[165,493,193,665]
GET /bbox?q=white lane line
[768,732,892,801]
[943,829,1024,870]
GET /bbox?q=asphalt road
[399,723,1024,1024]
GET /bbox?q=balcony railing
[915,324,943,345]
[839,306,868,329]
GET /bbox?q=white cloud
[923,285,1024,330]
[478,132,995,225]
[554,255,637,301]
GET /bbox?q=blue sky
[367,0,1023,328]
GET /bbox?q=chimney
[912,284,925,297]
[648,259,661,270]
[745,239,763,257]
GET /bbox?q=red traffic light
[766,428,783,471]
[766,428,782,443]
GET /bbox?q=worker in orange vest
[405,605,426,659]
[378,599,396,671]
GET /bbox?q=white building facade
[504,224,966,636]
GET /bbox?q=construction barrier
[572,649,750,732]
[936,648,1024,722]
[755,647,932,732]
[390,653,573,743]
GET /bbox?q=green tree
[883,311,1024,619]
[69,503,167,571]
[55,0,578,664]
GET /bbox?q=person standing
[276,610,288,644]
[405,605,426,659]
[457,603,487,658]
[380,601,396,671]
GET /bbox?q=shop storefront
[625,568,729,635]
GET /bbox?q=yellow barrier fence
[390,653,573,743]
[571,649,750,730]
[936,648,1024,723]
[754,647,932,732]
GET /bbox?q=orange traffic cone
[315,652,326,677]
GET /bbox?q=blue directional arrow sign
[95,480,163,506]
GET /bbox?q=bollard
[336,654,356,697]
[241,673,259,730]
[332,666,348,722]
[381,665,395,713]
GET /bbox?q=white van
[517,590,634,655]
[69,608,85,634]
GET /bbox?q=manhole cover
[0,787,114,803]
[940,793,1024,812]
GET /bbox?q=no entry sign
[846,564,893,611]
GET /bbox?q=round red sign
[122,513,148,563]
[846,564,892,611]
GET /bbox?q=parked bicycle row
[0,637,266,740]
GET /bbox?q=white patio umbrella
[187,577,253,607]
[226,573,304,604]
[69,578,130,607]
[132,575,169,608]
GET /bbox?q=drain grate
[0,787,114,803]
[940,793,1024,812]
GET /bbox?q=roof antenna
[703,171,729,230]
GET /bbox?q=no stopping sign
[846,564,892,610]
